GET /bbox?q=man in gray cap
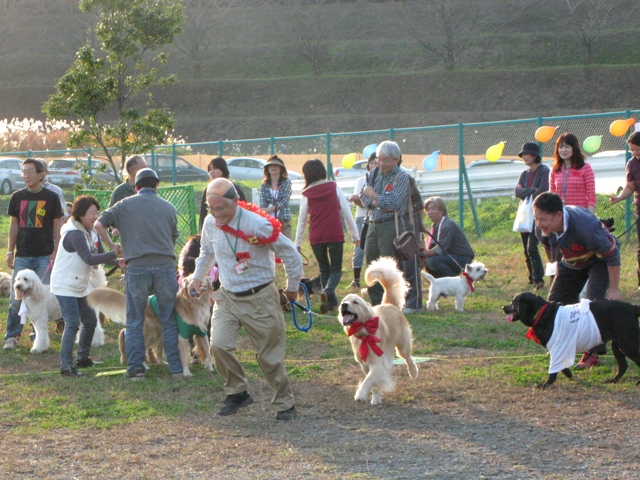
[95,168,182,380]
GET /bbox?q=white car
[333,159,412,178]
[226,157,302,180]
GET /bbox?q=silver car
[0,157,25,194]
[226,157,302,181]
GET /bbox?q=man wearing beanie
[95,167,182,380]
[515,142,549,291]
[189,178,302,421]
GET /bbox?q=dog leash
[289,281,315,332]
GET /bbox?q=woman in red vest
[295,159,360,313]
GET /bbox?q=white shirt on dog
[546,299,602,374]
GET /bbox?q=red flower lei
[219,201,282,245]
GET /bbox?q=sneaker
[402,307,422,315]
[533,281,545,292]
[575,352,601,369]
[319,292,330,314]
[348,280,360,289]
[217,391,254,416]
[76,357,102,368]
[275,406,296,421]
[60,367,85,377]
[124,368,146,381]
[171,372,187,379]
[3,336,19,350]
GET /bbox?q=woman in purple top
[608,131,640,288]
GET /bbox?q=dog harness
[461,272,475,292]
[544,299,602,374]
[347,316,383,361]
[148,295,207,339]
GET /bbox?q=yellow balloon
[485,142,505,162]
[610,118,635,137]
[535,125,557,143]
[342,152,356,169]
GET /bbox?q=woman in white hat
[259,155,293,239]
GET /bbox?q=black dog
[503,292,640,388]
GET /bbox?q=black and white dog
[503,292,640,388]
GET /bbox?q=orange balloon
[610,118,635,137]
[534,125,557,143]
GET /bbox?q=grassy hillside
[0,0,639,141]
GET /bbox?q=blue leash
[290,282,314,332]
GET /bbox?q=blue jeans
[352,216,365,269]
[426,254,471,278]
[5,255,51,340]
[125,264,181,375]
[56,295,96,371]
[311,242,343,309]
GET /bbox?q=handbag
[394,211,421,261]
[513,195,534,233]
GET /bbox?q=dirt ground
[3,351,640,479]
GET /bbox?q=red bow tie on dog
[347,316,384,361]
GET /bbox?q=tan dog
[86,287,164,365]
[87,276,214,376]
[0,271,12,297]
[338,257,418,405]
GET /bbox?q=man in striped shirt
[190,178,302,421]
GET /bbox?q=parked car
[141,154,210,183]
[333,159,412,178]
[467,159,524,168]
[46,158,118,186]
[0,157,25,194]
[226,157,302,180]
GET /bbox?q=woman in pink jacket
[549,132,596,212]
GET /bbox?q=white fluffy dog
[339,257,418,405]
[421,261,488,312]
[13,269,62,353]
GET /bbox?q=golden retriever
[86,276,214,376]
[338,257,418,405]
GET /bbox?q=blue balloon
[422,151,439,171]
[363,143,377,160]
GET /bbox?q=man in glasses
[4,158,64,350]
[188,178,302,421]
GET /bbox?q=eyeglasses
[376,156,396,163]
[207,205,228,213]
[21,169,38,175]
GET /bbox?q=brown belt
[229,281,273,297]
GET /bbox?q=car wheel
[1,180,11,195]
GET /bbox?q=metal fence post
[327,132,334,180]
[218,140,223,157]
[458,123,464,229]
[270,136,275,156]
[171,143,177,185]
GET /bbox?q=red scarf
[525,303,549,345]
[347,316,384,361]
[461,271,475,293]
[218,201,281,245]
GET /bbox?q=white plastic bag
[513,195,534,233]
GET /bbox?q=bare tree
[391,0,527,70]
[269,0,349,75]
[566,0,631,65]
[175,0,244,78]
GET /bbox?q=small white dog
[13,269,62,353]
[421,261,488,312]
[339,257,418,405]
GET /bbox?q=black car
[141,154,210,183]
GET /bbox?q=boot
[349,268,361,289]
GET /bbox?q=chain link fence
[3,110,639,242]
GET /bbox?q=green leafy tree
[42,0,185,183]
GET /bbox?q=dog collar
[461,272,475,292]
[525,302,549,345]
[347,316,379,336]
